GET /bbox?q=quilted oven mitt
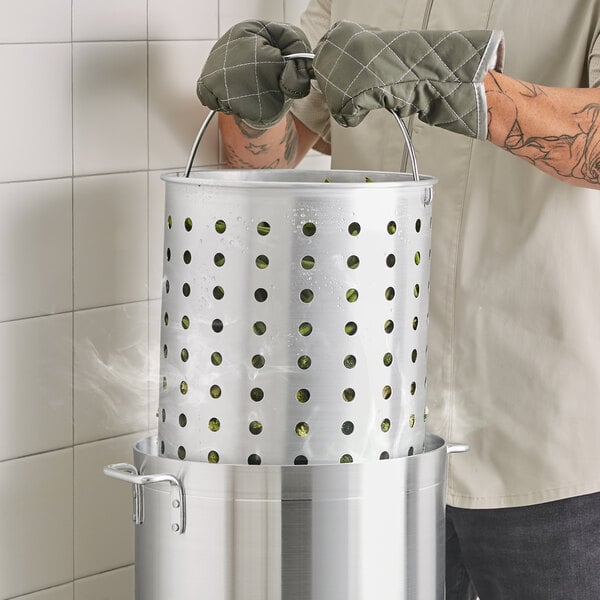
[313,21,504,139]
[197,20,314,129]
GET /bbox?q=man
[198,2,600,598]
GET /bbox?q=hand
[313,21,504,139]
[197,20,314,129]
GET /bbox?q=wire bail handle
[184,53,420,181]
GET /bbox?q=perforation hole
[346,288,359,303]
[383,353,393,367]
[177,446,186,460]
[208,417,220,432]
[300,289,314,303]
[409,414,416,428]
[385,287,395,300]
[252,355,265,369]
[408,447,415,456]
[257,221,270,236]
[165,280,170,294]
[250,387,264,402]
[294,455,308,465]
[380,451,390,460]
[256,255,269,269]
[410,382,416,395]
[208,450,219,463]
[340,454,353,463]
[411,349,418,363]
[297,355,311,370]
[211,352,222,366]
[254,288,268,302]
[296,388,310,403]
[163,312,169,326]
[381,418,391,433]
[387,221,396,234]
[167,215,172,229]
[414,251,421,265]
[248,454,262,465]
[382,385,392,400]
[301,256,315,269]
[295,422,309,437]
[249,421,263,435]
[347,255,360,269]
[348,222,361,236]
[343,355,356,369]
[212,319,223,333]
[162,376,167,390]
[213,286,224,300]
[412,316,419,330]
[386,254,396,267]
[184,217,192,231]
[183,250,192,264]
[180,348,189,362]
[215,219,226,234]
[253,321,266,336]
[161,408,166,422]
[298,322,313,336]
[214,253,225,267]
[414,284,420,298]
[384,320,394,334]
[210,385,221,398]
[180,381,188,395]
[415,219,422,233]
[179,413,187,428]
[166,248,171,262]
[181,315,190,329]
[345,321,358,335]
[343,388,355,402]
[302,222,316,236]
[160,441,165,455]
[182,283,191,297]
[163,344,168,358]
[341,421,354,435]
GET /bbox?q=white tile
[148,0,218,40]
[296,150,331,170]
[0,178,72,321]
[219,0,284,34]
[74,566,134,600]
[0,0,71,43]
[148,41,219,170]
[74,172,148,309]
[0,449,73,598]
[73,0,146,41]
[74,303,149,444]
[0,44,72,183]
[0,314,72,461]
[73,42,147,176]
[12,583,74,600]
[283,0,310,26]
[74,434,142,578]
[148,171,166,300]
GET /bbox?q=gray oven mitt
[313,21,504,139]
[197,20,313,129]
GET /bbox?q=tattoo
[233,115,265,139]
[245,142,269,155]
[225,144,280,169]
[281,114,298,165]
[487,72,600,185]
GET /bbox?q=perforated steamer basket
[158,109,435,466]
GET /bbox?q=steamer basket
[157,110,436,465]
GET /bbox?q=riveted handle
[104,463,186,534]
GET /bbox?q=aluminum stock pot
[104,109,468,600]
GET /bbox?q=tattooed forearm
[224,144,280,169]
[485,70,600,188]
[282,114,299,164]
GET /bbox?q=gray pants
[446,492,600,600]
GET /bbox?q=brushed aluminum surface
[133,433,450,600]
[158,169,435,464]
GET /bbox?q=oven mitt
[197,20,314,129]
[313,21,504,139]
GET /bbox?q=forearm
[485,70,600,189]
[219,112,319,169]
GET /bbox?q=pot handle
[446,443,470,454]
[103,463,185,535]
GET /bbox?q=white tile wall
[74,303,149,444]
[1,1,322,598]
[0,314,72,461]
[0,44,72,183]
[0,178,72,321]
[0,0,71,43]
[74,172,148,309]
[0,449,73,599]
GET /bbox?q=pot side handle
[103,463,185,535]
[446,443,470,455]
